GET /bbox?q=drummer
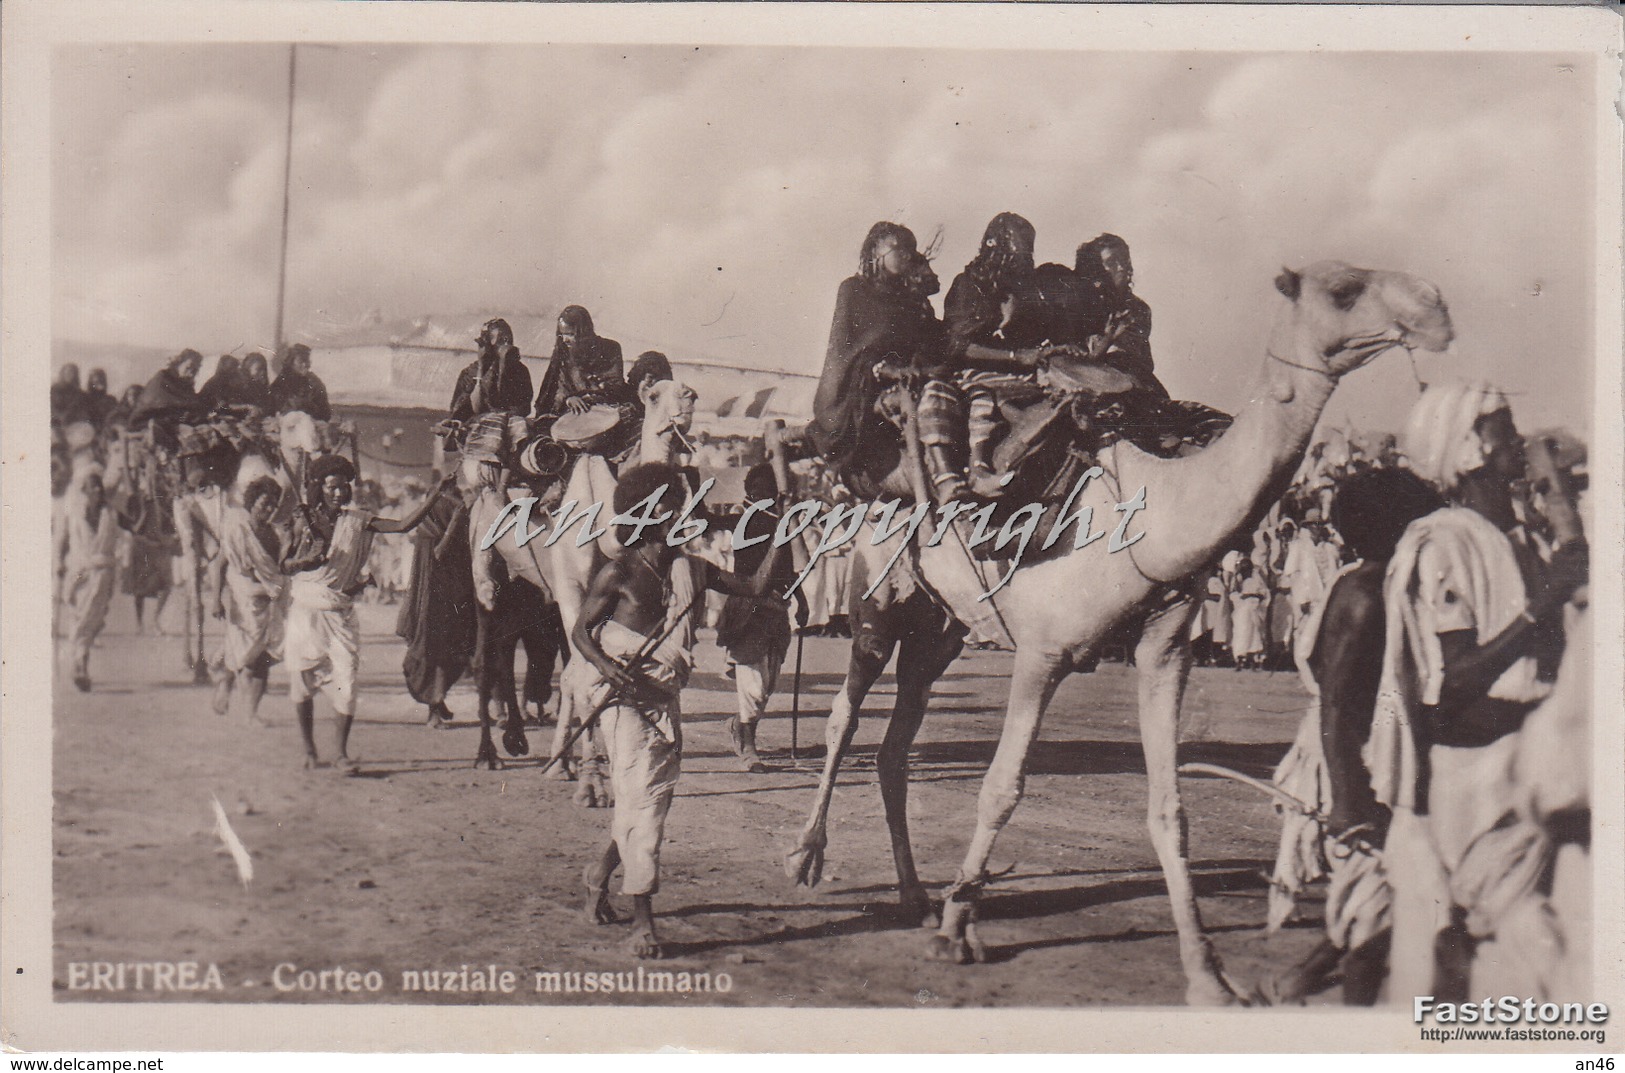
[532,305,630,419]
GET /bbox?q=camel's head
[642,378,698,446]
[1271,261,1453,378]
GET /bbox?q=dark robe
[233,378,273,412]
[130,368,205,431]
[532,337,627,417]
[396,496,478,705]
[810,275,946,495]
[449,354,535,424]
[51,383,87,428]
[1091,284,1164,397]
[200,369,272,413]
[121,482,177,598]
[268,370,332,421]
[80,390,117,431]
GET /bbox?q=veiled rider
[809,221,950,500]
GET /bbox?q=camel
[465,449,563,770]
[465,377,696,787]
[791,260,1453,1004]
[166,411,320,681]
[927,261,1452,1001]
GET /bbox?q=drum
[515,435,569,479]
[549,404,625,452]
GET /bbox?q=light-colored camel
[786,263,1449,1001]
[791,261,1453,1004]
[463,379,696,788]
[544,377,696,802]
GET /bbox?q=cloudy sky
[53,43,1596,433]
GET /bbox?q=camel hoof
[927,924,988,965]
[784,842,826,888]
[925,934,975,965]
[474,748,504,771]
[900,894,939,930]
[545,760,577,782]
[502,723,530,758]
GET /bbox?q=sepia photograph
[3,0,1620,1056]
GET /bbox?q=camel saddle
[986,352,1231,508]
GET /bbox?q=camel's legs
[472,610,502,770]
[547,587,589,778]
[931,645,1071,963]
[877,621,964,924]
[1136,594,1236,1006]
[784,635,892,888]
[499,635,529,758]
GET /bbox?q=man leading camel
[1369,380,1586,1003]
[281,455,456,772]
[1266,467,1443,1005]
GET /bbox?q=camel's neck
[640,426,677,465]
[1116,344,1338,582]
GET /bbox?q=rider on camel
[269,344,332,422]
[940,213,1076,498]
[449,317,534,426]
[1074,233,1168,398]
[810,221,950,500]
[532,305,629,419]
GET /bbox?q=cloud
[53,46,1595,434]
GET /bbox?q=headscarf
[1074,233,1128,281]
[964,212,1036,287]
[479,317,514,351]
[1401,379,1511,493]
[551,306,596,361]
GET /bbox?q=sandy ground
[53,593,1331,1008]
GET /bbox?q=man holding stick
[573,462,789,958]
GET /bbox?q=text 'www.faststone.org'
[1419,1026,1607,1043]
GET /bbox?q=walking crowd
[50,211,1590,995]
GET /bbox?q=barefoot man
[281,455,456,772]
[574,462,787,957]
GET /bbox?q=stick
[1178,762,1325,821]
[536,581,708,778]
[790,630,804,761]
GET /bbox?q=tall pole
[272,43,297,362]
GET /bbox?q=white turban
[1401,379,1511,492]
